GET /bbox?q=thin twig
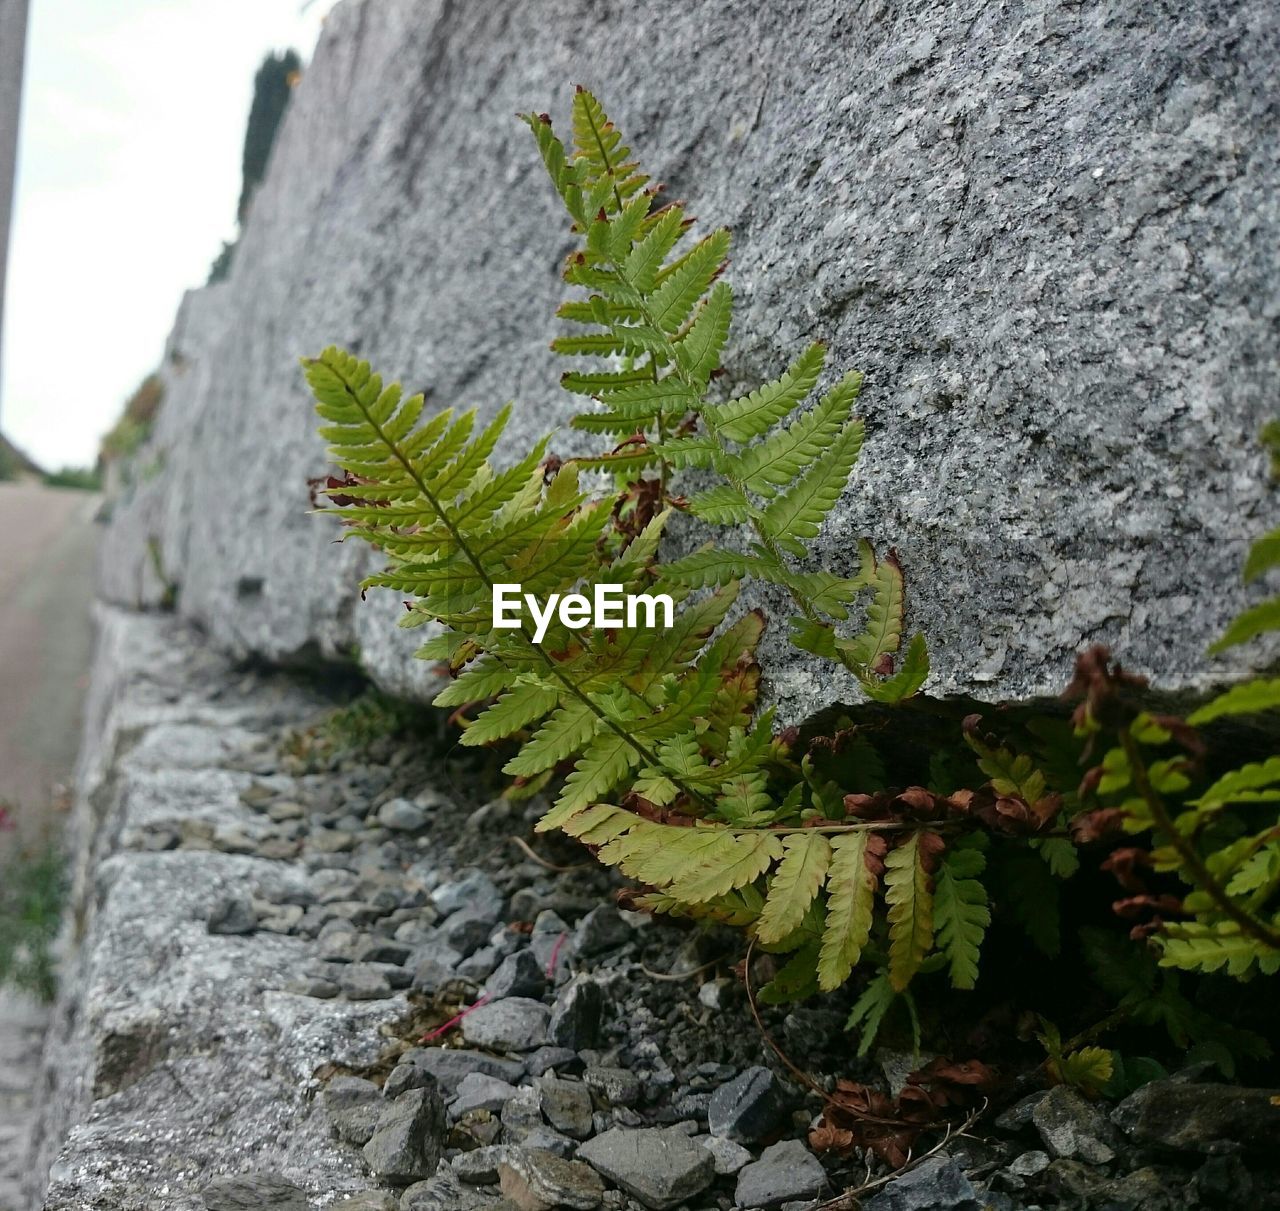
[742,938,909,1128]
[508,835,590,872]
[814,1100,989,1210]
[639,958,720,982]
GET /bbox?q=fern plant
[1067,425,1280,980]
[300,90,1067,1011]
[305,90,1280,1068]
[526,89,928,703]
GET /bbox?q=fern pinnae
[306,348,718,815]
[756,833,833,945]
[885,830,938,991]
[818,832,880,992]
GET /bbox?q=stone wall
[99,0,1280,722]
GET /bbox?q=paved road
[0,480,99,847]
[0,480,97,1206]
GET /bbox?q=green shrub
[0,839,66,1003]
[43,466,101,491]
[101,373,165,462]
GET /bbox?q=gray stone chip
[201,1174,308,1210]
[734,1139,827,1209]
[577,1126,716,1211]
[498,1147,605,1211]
[361,1086,447,1184]
[460,996,551,1052]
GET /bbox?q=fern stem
[578,91,624,216]
[328,362,712,809]
[1118,726,1280,951]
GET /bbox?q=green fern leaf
[756,833,832,945]
[757,943,821,1004]
[688,484,755,525]
[1157,921,1280,978]
[1210,598,1280,653]
[844,549,904,669]
[522,113,585,224]
[758,421,864,555]
[1056,1047,1115,1097]
[676,281,732,388]
[1188,678,1280,724]
[502,700,601,778]
[885,831,937,991]
[539,732,640,832]
[729,372,862,495]
[817,832,879,992]
[860,632,930,703]
[624,207,685,292]
[663,548,778,589]
[1192,756,1280,811]
[845,971,897,1057]
[668,832,784,903]
[933,847,990,990]
[649,229,730,333]
[432,658,521,708]
[1244,527,1280,583]
[461,681,560,747]
[703,343,826,443]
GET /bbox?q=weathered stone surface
[707,1064,785,1144]
[1031,1084,1117,1163]
[1113,1079,1280,1154]
[734,1138,827,1209]
[863,1156,981,1211]
[362,1086,447,1184]
[24,610,401,1210]
[201,1173,309,1210]
[460,997,551,1053]
[577,1126,716,1211]
[97,0,1280,722]
[497,1148,605,1211]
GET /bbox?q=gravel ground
[24,607,1280,1210]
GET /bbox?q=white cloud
[2,0,333,467]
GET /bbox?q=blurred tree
[237,49,302,224]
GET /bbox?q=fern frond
[668,831,784,903]
[1156,920,1280,978]
[703,344,827,443]
[1210,598,1280,653]
[649,229,730,333]
[432,657,521,709]
[818,832,879,992]
[758,421,864,555]
[676,281,733,389]
[540,733,641,832]
[934,847,990,990]
[860,632,930,703]
[461,681,560,747]
[728,372,862,496]
[1244,527,1280,584]
[1191,757,1280,812]
[885,831,937,991]
[845,971,897,1057]
[843,548,905,669]
[688,484,755,525]
[756,833,832,945]
[1188,678,1280,724]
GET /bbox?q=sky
[2,0,337,469]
